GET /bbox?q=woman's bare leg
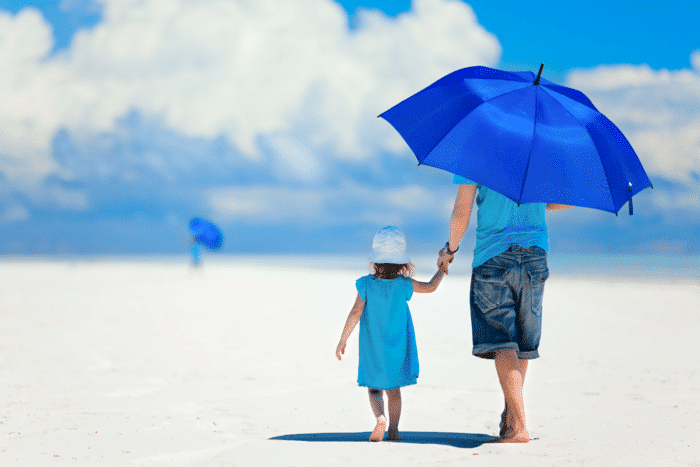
[385,389,402,440]
[493,350,529,443]
[368,389,387,442]
[501,358,528,436]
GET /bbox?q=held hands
[437,248,455,275]
[336,340,346,360]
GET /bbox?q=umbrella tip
[534,63,544,85]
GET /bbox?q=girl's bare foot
[387,427,401,441]
[369,415,387,442]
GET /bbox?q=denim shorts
[469,245,549,360]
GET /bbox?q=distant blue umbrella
[189,217,223,250]
[379,65,652,214]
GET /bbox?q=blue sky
[0,0,698,256]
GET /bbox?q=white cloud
[0,204,30,224]
[359,210,404,228]
[691,50,700,72]
[0,0,500,195]
[567,53,700,185]
[264,133,324,183]
[208,186,325,223]
[385,184,452,218]
[567,64,662,91]
[385,185,428,210]
[0,9,59,185]
[46,186,90,210]
[631,123,700,181]
[208,181,454,227]
[647,179,700,213]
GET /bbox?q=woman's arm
[438,184,477,274]
[411,269,445,293]
[546,203,572,211]
[336,293,365,360]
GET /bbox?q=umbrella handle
[534,63,544,85]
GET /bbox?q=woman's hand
[336,340,346,360]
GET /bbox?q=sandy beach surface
[1,257,698,466]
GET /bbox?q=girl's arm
[336,293,365,360]
[411,269,445,294]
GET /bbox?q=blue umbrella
[379,65,652,214]
[189,217,223,250]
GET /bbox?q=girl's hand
[336,341,346,360]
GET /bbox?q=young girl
[336,226,445,442]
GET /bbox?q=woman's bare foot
[387,427,401,441]
[491,428,530,443]
[499,408,508,437]
[369,415,387,442]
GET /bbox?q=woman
[437,175,570,443]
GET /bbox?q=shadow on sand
[270,431,496,448]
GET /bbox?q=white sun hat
[367,226,411,264]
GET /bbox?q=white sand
[1,258,698,466]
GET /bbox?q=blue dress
[356,275,419,390]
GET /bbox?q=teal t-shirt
[453,175,548,268]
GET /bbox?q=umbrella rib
[419,81,534,164]
[518,91,538,203]
[539,87,618,211]
[413,93,485,164]
[477,81,534,105]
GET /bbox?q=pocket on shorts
[527,266,549,317]
[472,264,510,313]
[474,264,508,284]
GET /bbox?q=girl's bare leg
[368,389,386,442]
[500,359,528,437]
[386,388,402,440]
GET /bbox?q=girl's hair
[369,262,415,280]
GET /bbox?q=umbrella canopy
[379,65,652,214]
[189,217,223,250]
